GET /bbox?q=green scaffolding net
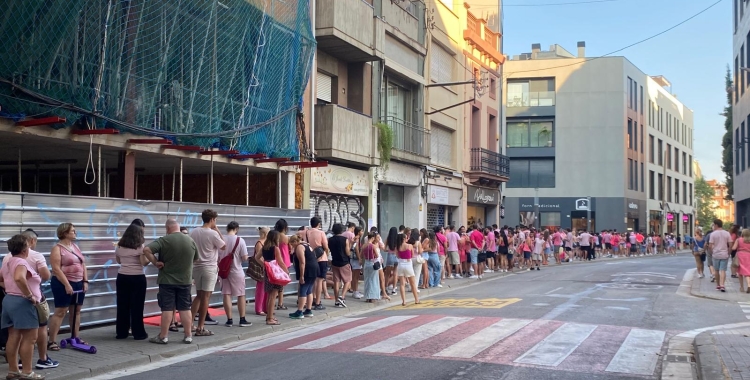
[0,0,315,158]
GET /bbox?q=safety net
[0,0,315,158]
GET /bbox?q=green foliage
[376,122,393,169]
[695,176,718,231]
[721,66,734,200]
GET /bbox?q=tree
[721,66,734,200]
[695,176,718,231]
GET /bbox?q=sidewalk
[4,251,687,380]
[691,267,750,302]
[695,327,750,380]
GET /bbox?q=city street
[93,254,744,380]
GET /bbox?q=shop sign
[628,202,638,210]
[666,213,674,221]
[682,215,689,222]
[311,165,369,197]
[575,198,589,210]
[428,185,450,205]
[468,186,499,205]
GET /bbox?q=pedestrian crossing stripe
[388,297,522,309]
[738,302,750,320]
[231,314,669,376]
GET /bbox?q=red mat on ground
[143,307,227,326]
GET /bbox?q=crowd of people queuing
[0,209,705,379]
[691,219,750,294]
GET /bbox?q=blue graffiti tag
[89,259,114,293]
[174,207,201,228]
[105,205,157,239]
[36,203,97,239]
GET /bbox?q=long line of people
[1,213,696,380]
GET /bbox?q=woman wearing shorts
[48,223,88,352]
[219,222,250,327]
[2,235,45,380]
[396,234,419,306]
[384,227,400,295]
[693,229,706,278]
[288,235,320,318]
[350,227,364,299]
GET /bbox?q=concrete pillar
[123,150,135,199]
[280,170,296,209]
[368,168,379,230]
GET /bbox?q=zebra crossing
[739,301,750,319]
[229,315,670,376]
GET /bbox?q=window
[689,183,693,206]
[641,162,645,192]
[629,159,634,190]
[540,212,561,229]
[627,119,633,150]
[682,152,687,175]
[634,160,638,190]
[649,170,655,199]
[736,56,740,104]
[627,77,633,109]
[634,121,638,151]
[658,173,664,201]
[675,117,679,141]
[634,80,638,112]
[675,178,680,204]
[430,43,453,84]
[640,86,644,115]
[747,31,750,88]
[743,121,747,172]
[683,181,687,205]
[316,71,333,103]
[649,135,655,163]
[667,176,672,202]
[674,147,679,173]
[648,100,652,126]
[507,79,555,107]
[430,124,453,168]
[489,78,497,99]
[507,120,553,147]
[737,128,741,175]
[640,124,644,153]
[658,139,663,166]
[508,158,555,188]
[666,143,672,169]
[737,0,740,33]
[381,78,412,122]
[689,154,693,177]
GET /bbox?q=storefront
[625,199,644,232]
[649,210,662,235]
[517,197,596,232]
[309,165,370,233]
[376,162,422,230]
[666,212,677,234]
[466,185,499,228]
[682,214,692,237]
[427,185,461,228]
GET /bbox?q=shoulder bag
[246,242,266,282]
[264,259,291,286]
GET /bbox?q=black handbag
[373,261,381,270]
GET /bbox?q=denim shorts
[298,280,315,297]
[469,249,479,264]
[386,253,399,267]
[51,277,85,308]
[713,258,729,271]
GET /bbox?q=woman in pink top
[1,235,44,379]
[48,223,88,351]
[732,229,750,292]
[220,222,251,327]
[253,227,269,316]
[115,223,148,340]
[274,219,291,311]
[396,234,419,306]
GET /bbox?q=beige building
[707,179,735,222]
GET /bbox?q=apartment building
[707,179,735,222]
[733,0,750,227]
[502,43,694,234]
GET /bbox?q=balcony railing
[384,116,430,157]
[470,148,510,178]
[507,91,556,107]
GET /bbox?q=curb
[694,331,730,380]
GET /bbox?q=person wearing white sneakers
[445,226,462,278]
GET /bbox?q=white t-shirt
[218,235,249,274]
[534,237,545,254]
[190,227,225,268]
[579,233,592,246]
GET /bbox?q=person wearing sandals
[219,222,251,328]
[1,235,46,379]
[115,223,148,340]
[261,231,289,325]
[142,219,198,344]
[288,235,320,319]
[47,223,88,353]
[273,219,291,312]
[253,227,270,317]
[361,232,382,303]
[189,210,226,336]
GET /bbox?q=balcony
[463,12,504,66]
[315,0,383,62]
[467,148,510,185]
[507,91,556,107]
[383,116,431,165]
[315,104,377,167]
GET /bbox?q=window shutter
[430,125,453,168]
[430,44,452,83]
[317,72,332,103]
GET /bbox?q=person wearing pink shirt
[485,227,496,273]
[434,227,448,282]
[445,226,462,278]
[468,225,484,279]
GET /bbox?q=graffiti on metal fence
[310,193,366,233]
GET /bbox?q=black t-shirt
[328,235,349,267]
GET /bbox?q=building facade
[707,180,735,222]
[502,43,694,234]
[733,0,750,228]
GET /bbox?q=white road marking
[514,323,598,366]
[358,316,471,353]
[605,328,666,375]
[614,272,676,279]
[229,317,365,351]
[434,319,532,358]
[533,303,550,306]
[605,306,630,311]
[291,316,415,349]
[545,287,563,294]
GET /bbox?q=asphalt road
[108,255,744,380]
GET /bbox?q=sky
[475,0,731,181]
